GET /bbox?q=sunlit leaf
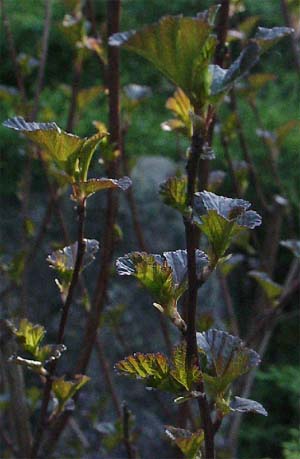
[83,36,107,64]
[194,191,261,265]
[109,15,217,106]
[14,319,45,356]
[3,116,106,181]
[280,239,300,258]
[197,329,260,395]
[72,176,132,200]
[249,270,283,301]
[253,27,294,52]
[162,88,192,137]
[116,250,208,331]
[116,344,201,394]
[47,239,99,274]
[230,396,268,416]
[165,425,204,459]
[52,374,90,412]
[160,176,189,215]
[35,344,67,364]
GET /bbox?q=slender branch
[30,201,86,458]
[184,130,215,459]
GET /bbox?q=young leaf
[116,345,201,394]
[280,239,300,258]
[170,342,201,391]
[193,191,261,265]
[230,396,268,416]
[160,176,189,215]
[35,344,67,365]
[14,319,46,356]
[3,116,106,181]
[165,426,204,459]
[71,176,132,201]
[116,250,208,331]
[52,374,90,412]
[253,27,294,53]
[161,88,192,137]
[197,329,260,395]
[47,239,99,273]
[109,15,217,106]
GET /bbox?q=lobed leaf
[52,374,90,411]
[249,270,283,301]
[47,239,99,274]
[109,15,217,106]
[3,116,106,181]
[165,425,204,459]
[160,176,189,215]
[194,191,261,264]
[14,319,45,356]
[197,329,260,395]
[72,176,132,200]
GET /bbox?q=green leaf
[116,250,208,331]
[109,15,217,106]
[14,319,46,356]
[35,344,67,364]
[249,270,283,302]
[170,342,201,391]
[193,191,261,265]
[47,239,99,274]
[72,176,132,200]
[165,426,204,459]
[197,329,260,395]
[253,27,294,53]
[230,396,268,416]
[160,176,189,215]
[52,374,90,412]
[115,344,201,394]
[3,117,106,181]
[280,239,300,258]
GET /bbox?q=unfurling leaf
[72,176,132,200]
[109,15,217,106]
[116,250,208,331]
[160,176,189,215]
[47,239,99,274]
[197,329,260,395]
[249,270,283,303]
[193,191,261,265]
[230,396,268,416]
[253,27,294,53]
[3,116,106,182]
[52,374,90,413]
[280,239,300,258]
[115,343,201,394]
[14,319,45,356]
[165,425,204,459]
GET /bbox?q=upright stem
[184,131,215,459]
